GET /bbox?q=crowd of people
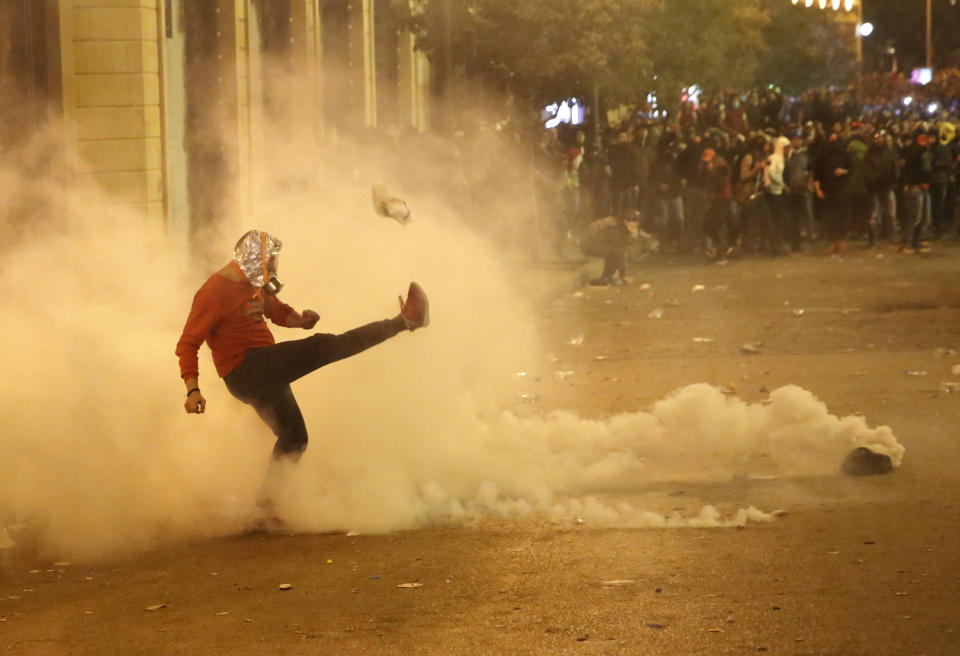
[535,76,960,283]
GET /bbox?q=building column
[64,0,166,224]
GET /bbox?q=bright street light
[858,22,874,37]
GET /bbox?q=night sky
[861,0,960,71]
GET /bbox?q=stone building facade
[0,0,431,245]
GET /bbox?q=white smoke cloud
[0,111,905,563]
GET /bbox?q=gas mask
[263,268,284,295]
[233,230,284,294]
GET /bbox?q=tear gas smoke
[0,112,903,564]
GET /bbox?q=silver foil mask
[233,230,283,290]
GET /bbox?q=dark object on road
[842,447,893,476]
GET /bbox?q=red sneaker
[399,281,430,330]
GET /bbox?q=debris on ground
[741,342,763,355]
[842,447,894,476]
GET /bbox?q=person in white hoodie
[761,135,791,254]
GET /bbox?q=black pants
[702,198,733,254]
[224,317,406,458]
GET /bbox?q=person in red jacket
[176,230,429,527]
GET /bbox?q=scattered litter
[370,575,381,580]
[720,384,739,395]
[571,291,584,299]
[741,343,763,355]
[895,591,909,596]
[554,370,575,380]
[518,393,540,403]
[935,348,957,358]
[278,584,293,590]
[941,382,960,393]
[575,517,585,525]
[594,355,607,361]
[567,334,584,346]
[692,337,714,343]
[665,298,681,306]
[707,628,725,633]
[827,551,840,555]
[792,309,805,316]
[904,370,927,377]
[951,364,960,376]
[772,509,789,517]
[691,284,705,292]
[646,623,667,630]
[29,569,41,574]
[513,371,529,378]
[53,562,70,568]
[601,580,636,587]
[648,308,664,319]
[397,583,423,589]
[145,604,166,611]
[215,611,232,616]
[346,531,360,537]
[546,353,559,363]
[639,283,651,291]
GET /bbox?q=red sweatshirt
[176,267,295,380]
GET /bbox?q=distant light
[544,98,583,129]
[858,22,874,37]
[911,68,933,85]
[928,102,939,115]
[903,96,913,107]
[845,0,855,10]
